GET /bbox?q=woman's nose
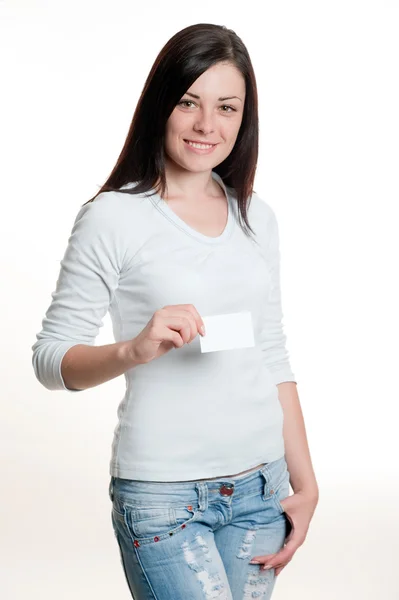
[193,110,215,135]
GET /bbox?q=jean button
[220,484,234,496]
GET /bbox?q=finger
[261,557,290,573]
[250,555,274,564]
[159,316,194,345]
[178,308,204,339]
[157,321,190,348]
[168,304,205,337]
[161,308,199,341]
[251,531,301,565]
[260,543,295,568]
[180,304,206,335]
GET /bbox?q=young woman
[32,22,318,600]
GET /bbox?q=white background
[1,1,398,598]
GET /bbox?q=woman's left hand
[250,491,319,577]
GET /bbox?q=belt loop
[260,463,269,479]
[196,482,207,511]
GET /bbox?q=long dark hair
[84,23,259,237]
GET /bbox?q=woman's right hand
[129,304,206,365]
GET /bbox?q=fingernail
[250,560,260,564]
[262,565,273,570]
[200,325,205,335]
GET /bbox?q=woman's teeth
[185,140,215,149]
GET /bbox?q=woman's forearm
[61,340,139,391]
[277,381,319,499]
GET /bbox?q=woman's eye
[177,101,237,112]
[178,100,196,108]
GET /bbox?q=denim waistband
[109,455,286,502]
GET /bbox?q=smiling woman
[82,23,259,238]
[165,62,245,169]
[31,21,312,600]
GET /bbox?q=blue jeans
[108,455,292,599]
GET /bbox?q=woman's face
[164,62,246,174]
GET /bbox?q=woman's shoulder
[74,184,154,231]
[247,190,277,231]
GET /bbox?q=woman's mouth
[183,139,218,154]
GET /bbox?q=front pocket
[130,507,176,538]
[124,503,200,543]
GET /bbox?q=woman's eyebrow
[185,92,243,102]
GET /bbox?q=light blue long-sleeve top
[32,171,296,481]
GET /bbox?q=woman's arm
[278,381,319,498]
[259,205,318,496]
[32,192,132,392]
[60,340,139,391]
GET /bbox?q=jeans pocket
[129,506,176,539]
[122,502,200,545]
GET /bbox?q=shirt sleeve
[31,194,126,392]
[260,207,297,386]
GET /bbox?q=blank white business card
[199,311,255,353]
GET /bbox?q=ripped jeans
[108,455,292,600]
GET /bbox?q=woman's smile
[183,139,218,154]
